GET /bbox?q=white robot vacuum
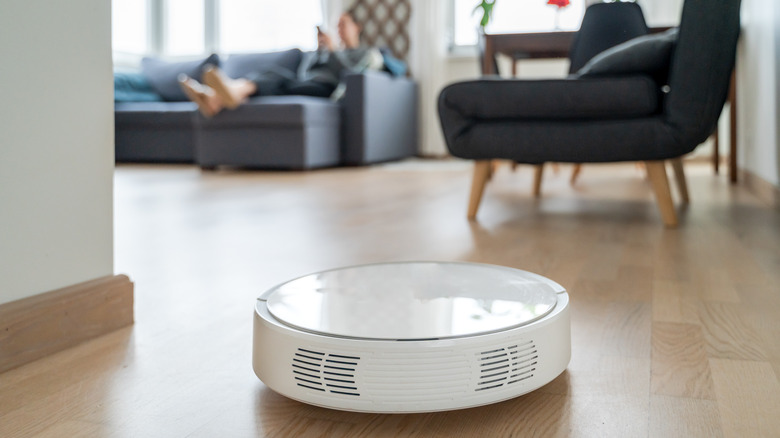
[252,261,570,413]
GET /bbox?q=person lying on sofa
[179,11,383,117]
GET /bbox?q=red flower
[547,0,570,8]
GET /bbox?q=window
[452,0,586,47]
[219,0,323,53]
[112,0,149,55]
[165,0,205,56]
[111,0,323,59]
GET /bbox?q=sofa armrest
[342,71,418,165]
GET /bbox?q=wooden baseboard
[0,274,134,373]
[742,169,780,209]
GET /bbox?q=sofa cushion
[114,71,161,102]
[576,28,679,84]
[115,101,198,126]
[379,48,407,77]
[198,95,339,128]
[221,49,303,79]
[141,53,220,101]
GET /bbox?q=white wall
[409,0,448,156]
[0,0,115,305]
[635,0,684,27]
[737,0,780,188]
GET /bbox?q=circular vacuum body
[252,262,570,413]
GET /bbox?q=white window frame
[112,0,322,64]
[448,0,588,53]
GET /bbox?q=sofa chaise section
[195,96,341,170]
[115,101,198,163]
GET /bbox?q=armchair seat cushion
[450,118,681,164]
[439,75,660,121]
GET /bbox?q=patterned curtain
[347,0,412,64]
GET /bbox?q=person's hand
[317,30,335,52]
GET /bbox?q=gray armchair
[438,0,741,226]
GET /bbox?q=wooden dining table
[480,29,738,183]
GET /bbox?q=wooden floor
[2,160,779,437]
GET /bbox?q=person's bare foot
[202,66,255,109]
[178,75,223,117]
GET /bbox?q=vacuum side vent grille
[475,340,538,392]
[292,348,361,396]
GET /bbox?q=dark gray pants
[245,67,334,98]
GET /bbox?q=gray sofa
[114,49,418,169]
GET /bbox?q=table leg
[729,69,737,184]
[713,130,720,174]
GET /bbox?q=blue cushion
[380,49,408,77]
[221,49,303,79]
[114,71,161,102]
[141,53,220,101]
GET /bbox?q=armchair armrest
[342,71,418,165]
[439,76,659,121]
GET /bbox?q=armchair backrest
[568,2,648,74]
[664,0,741,145]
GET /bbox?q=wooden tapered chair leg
[486,160,498,181]
[532,164,544,198]
[570,164,582,186]
[468,160,492,220]
[645,160,678,227]
[670,158,690,203]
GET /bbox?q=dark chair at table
[568,2,648,74]
[564,2,649,187]
[438,0,740,227]
[494,2,650,191]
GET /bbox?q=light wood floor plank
[599,302,652,358]
[566,394,650,438]
[709,359,780,438]
[651,322,715,399]
[693,268,742,303]
[613,265,654,302]
[30,420,106,438]
[699,302,767,361]
[652,280,701,324]
[649,395,723,438]
[740,299,780,382]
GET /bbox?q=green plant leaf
[473,0,497,28]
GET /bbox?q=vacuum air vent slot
[292,348,361,396]
[475,341,538,392]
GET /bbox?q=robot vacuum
[252,261,570,413]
